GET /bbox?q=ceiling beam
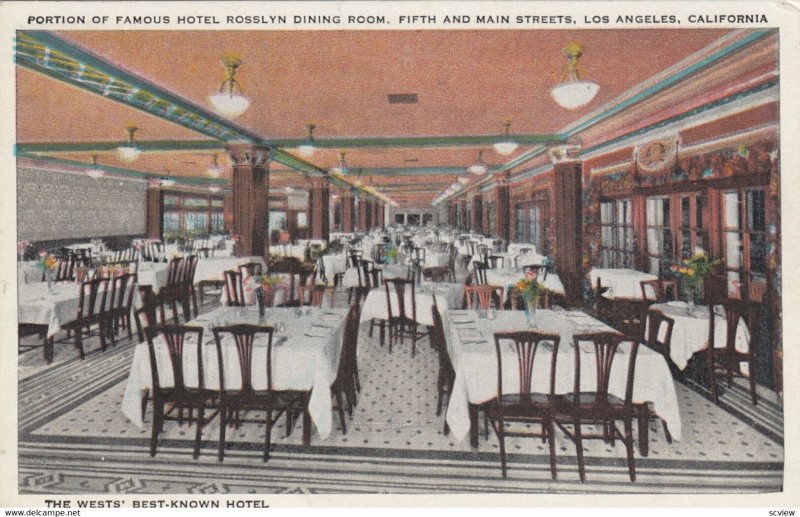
[270,134,566,149]
[16,140,224,154]
[15,31,263,143]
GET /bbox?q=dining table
[359,282,465,327]
[443,309,682,446]
[120,305,349,443]
[647,301,750,371]
[18,280,142,339]
[590,268,658,299]
[485,268,565,297]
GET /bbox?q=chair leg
[264,404,273,462]
[302,408,311,447]
[574,419,586,482]
[707,353,718,403]
[497,415,507,478]
[411,323,417,357]
[749,360,758,405]
[624,417,636,482]
[661,419,672,444]
[636,404,649,457]
[193,404,204,459]
[218,402,227,462]
[150,403,162,457]
[547,420,558,480]
[74,330,85,360]
[335,390,347,434]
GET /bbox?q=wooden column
[341,194,355,232]
[495,176,511,242]
[226,143,269,258]
[358,198,369,232]
[145,179,163,240]
[308,176,330,240]
[471,194,482,234]
[550,145,583,305]
[458,198,468,230]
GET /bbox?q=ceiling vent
[388,93,418,104]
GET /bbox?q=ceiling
[16,28,733,206]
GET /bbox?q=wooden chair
[488,330,561,479]
[144,324,217,458]
[223,270,245,306]
[298,266,335,308]
[422,265,449,283]
[183,255,199,319]
[156,257,187,323]
[472,261,488,285]
[56,277,110,361]
[384,278,426,357]
[464,284,504,310]
[331,302,362,433]
[748,282,767,302]
[107,272,137,343]
[509,289,550,311]
[212,324,311,462]
[610,298,650,343]
[640,279,678,303]
[486,255,504,269]
[522,264,548,281]
[238,262,263,279]
[431,303,455,433]
[554,332,640,482]
[706,299,760,405]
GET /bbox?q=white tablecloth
[136,262,170,294]
[194,256,268,284]
[18,281,142,338]
[322,254,348,276]
[648,302,750,370]
[120,306,347,440]
[17,262,42,285]
[359,282,465,327]
[590,268,658,299]
[507,243,537,256]
[485,269,565,296]
[270,244,307,260]
[443,309,682,442]
[341,264,409,289]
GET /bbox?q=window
[723,188,767,298]
[297,212,308,228]
[269,211,287,233]
[646,197,672,275]
[600,199,634,268]
[422,213,434,226]
[528,206,540,247]
[515,206,525,241]
[161,193,223,239]
[395,214,405,224]
[407,213,420,226]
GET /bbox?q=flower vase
[524,296,539,327]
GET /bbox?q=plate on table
[451,314,475,324]
[320,313,340,322]
[666,301,687,308]
[304,326,332,338]
[458,329,486,344]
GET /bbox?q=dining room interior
[13,27,783,494]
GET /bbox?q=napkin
[451,314,475,324]
[458,328,486,344]
[305,326,331,338]
[320,313,340,322]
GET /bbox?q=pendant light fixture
[209,53,250,118]
[116,125,140,163]
[207,153,223,177]
[86,154,105,179]
[466,150,488,175]
[550,42,600,110]
[208,185,221,193]
[493,118,519,156]
[457,176,471,186]
[297,123,317,157]
[331,151,349,175]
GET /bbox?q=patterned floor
[17,287,785,494]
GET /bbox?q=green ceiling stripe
[579,79,777,157]
[17,151,227,185]
[15,31,261,143]
[567,29,774,138]
[271,134,566,149]
[16,140,224,154]
[497,29,774,174]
